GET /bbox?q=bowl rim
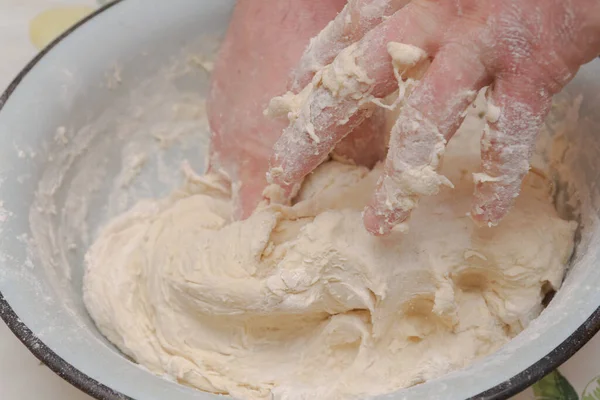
[0,1,599,399]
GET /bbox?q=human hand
[208,0,398,218]
[267,0,600,235]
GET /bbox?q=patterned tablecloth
[0,1,599,399]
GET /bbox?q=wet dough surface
[83,122,576,400]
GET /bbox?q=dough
[83,125,576,399]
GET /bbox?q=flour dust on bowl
[0,1,599,399]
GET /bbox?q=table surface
[1,1,600,399]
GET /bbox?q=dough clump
[84,131,576,400]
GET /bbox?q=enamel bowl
[0,1,599,399]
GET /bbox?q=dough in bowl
[83,121,576,399]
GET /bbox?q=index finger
[290,0,409,90]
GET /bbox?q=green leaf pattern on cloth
[582,375,600,400]
[533,370,579,400]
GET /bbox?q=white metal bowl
[0,1,599,399]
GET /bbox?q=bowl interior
[1,1,600,399]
